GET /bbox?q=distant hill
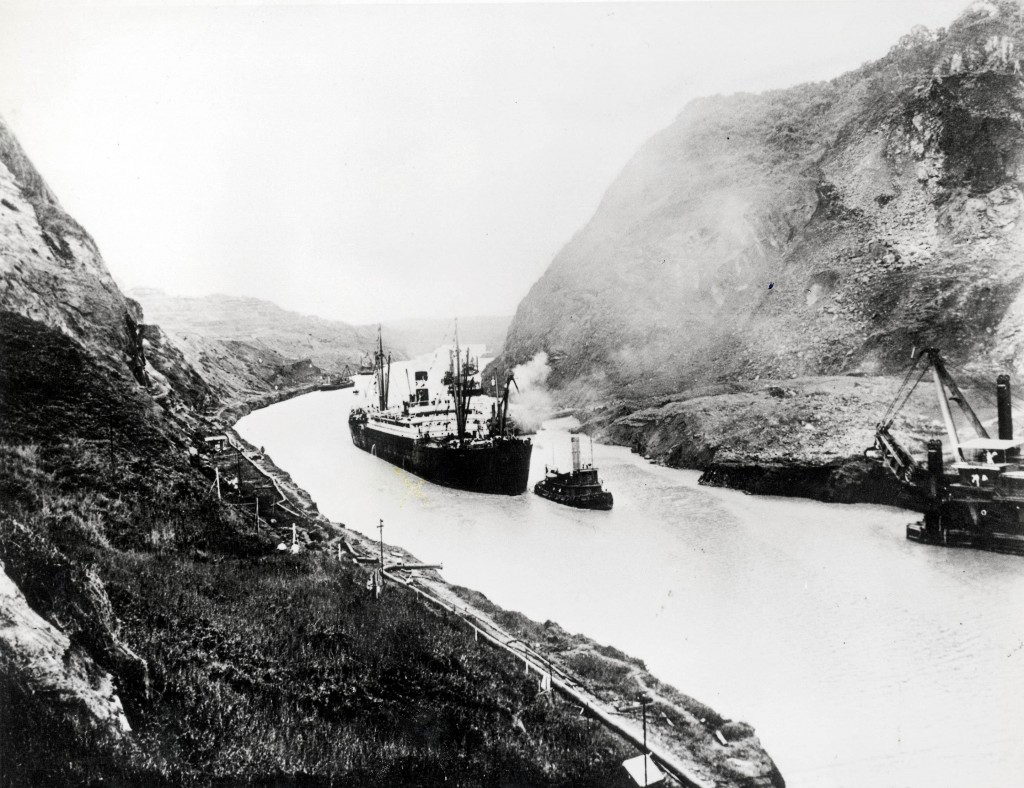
[132,288,377,389]
[132,289,511,387]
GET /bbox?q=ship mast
[497,370,517,436]
[452,330,468,445]
[374,325,391,411]
[447,322,482,447]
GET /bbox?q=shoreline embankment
[582,374,938,512]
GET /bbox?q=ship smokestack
[571,435,581,472]
[927,439,944,500]
[924,438,945,535]
[997,374,1013,440]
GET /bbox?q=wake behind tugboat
[347,328,532,494]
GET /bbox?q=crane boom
[870,347,995,482]
[930,361,961,459]
[920,348,989,459]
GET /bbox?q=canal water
[237,381,1024,788]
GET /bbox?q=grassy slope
[0,310,641,787]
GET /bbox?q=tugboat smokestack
[997,375,1013,440]
[571,435,581,472]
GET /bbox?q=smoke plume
[508,352,555,434]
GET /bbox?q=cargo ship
[347,329,532,495]
[534,435,613,510]
[867,347,1024,554]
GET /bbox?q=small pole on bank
[640,693,652,785]
[378,518,385,568]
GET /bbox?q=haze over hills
[498,0,1024,493]
[133,288,511,391]
[133,289,373,366]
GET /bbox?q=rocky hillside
[500,1,1024,495]
[0,121,153,386]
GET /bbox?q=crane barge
[867,347,1024,554]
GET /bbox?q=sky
[0,0,971,324]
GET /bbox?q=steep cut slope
[0,120,150,385]
[501,1,1024,496]
[504,1,1024,396]
[0,117,198,769]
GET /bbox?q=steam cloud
[508,352,555,434]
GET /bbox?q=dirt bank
[582,374,958,508]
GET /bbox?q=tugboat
[867,347,1024,554]
[534,435,613,510]
[347,327,533,495]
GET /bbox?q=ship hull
[349,422,532,495]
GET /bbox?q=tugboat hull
[350,422,532,495]
[534,480,613,510]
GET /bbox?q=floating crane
[867,347,1024,553]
